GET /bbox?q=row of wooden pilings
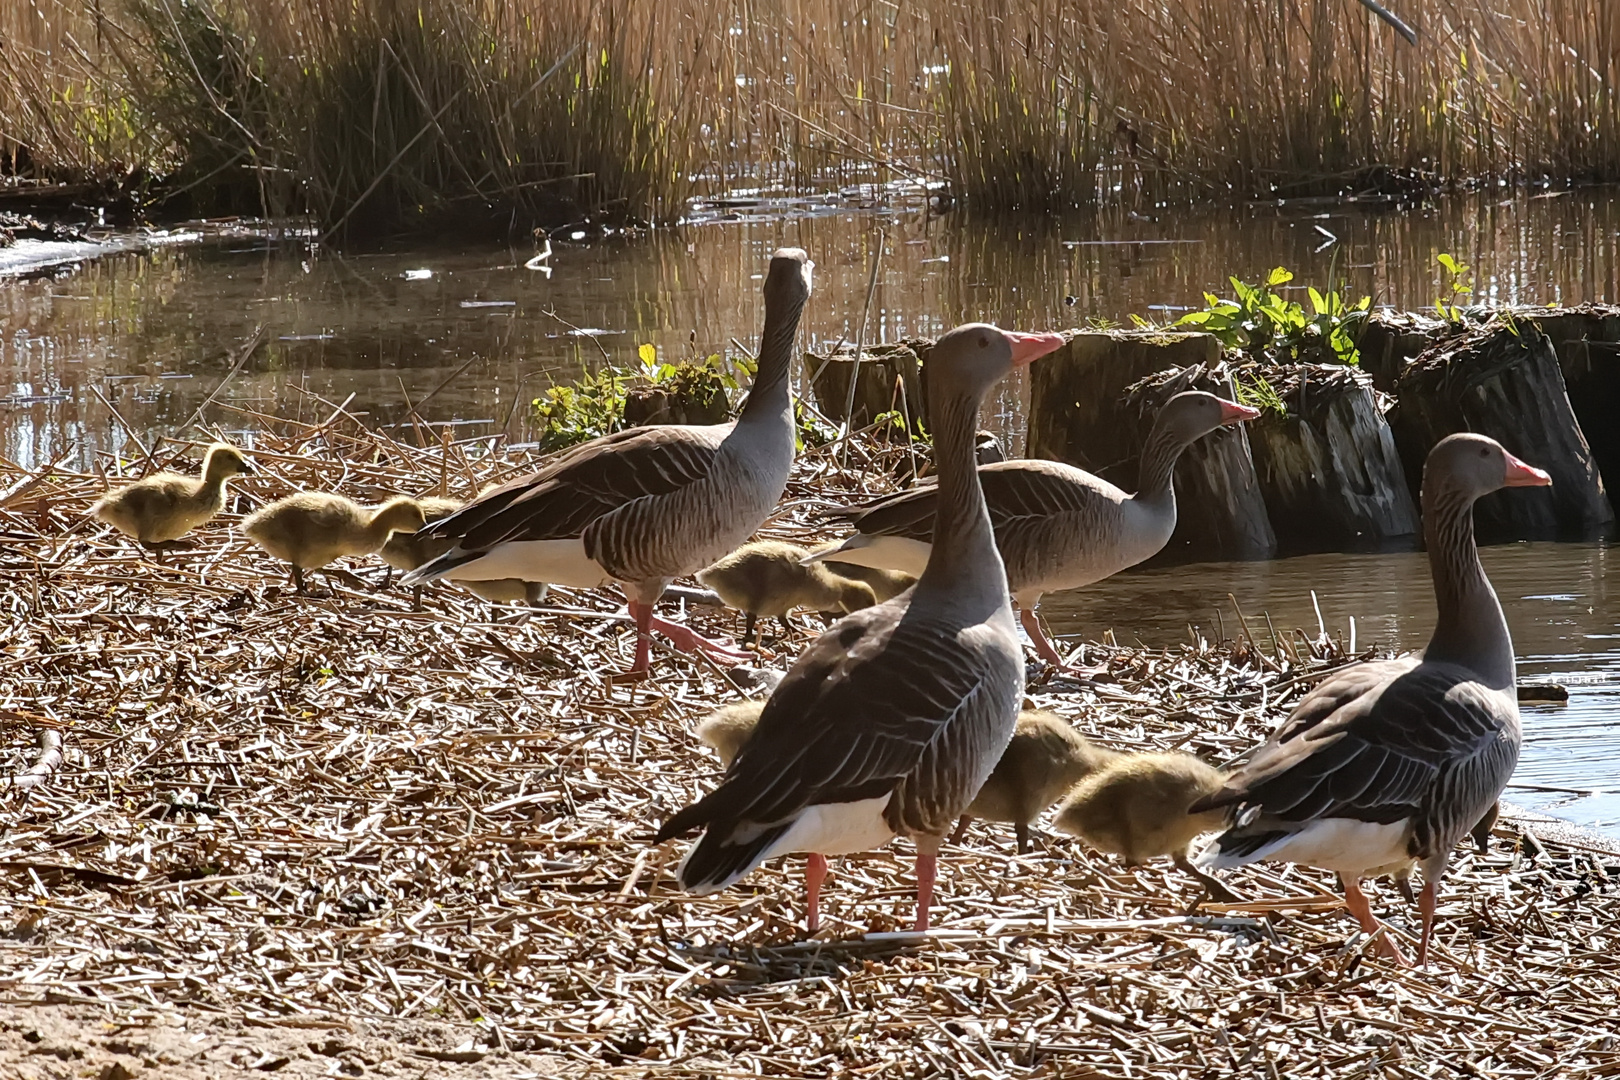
[808,305,1620,561]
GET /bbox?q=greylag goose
[401,249,813,675]
[697,540,878,646]
[243,493,426,595]
[951,710,1117,853]
[1192,433,1546,965]
[813,390,1259,668]
[382,495,545,609]
[656,323,1067,934]
[1056,751,1239,902]
[92,442,252,550]
[699,702,1114,855]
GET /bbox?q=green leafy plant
[1434,253,1474,325]
[1174,266,1370,366]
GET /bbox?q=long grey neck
[736,293,804,426]
[1422,486,1516,689]
[1135,421,1192,504]
[918,388,1005,602]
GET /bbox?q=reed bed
[2,414,1619,1076]
[3,1,1618,232]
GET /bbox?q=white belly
[763,795,897,859]
[442,539,611,588]
[813,535,932,578]
[1198,817,1411,876]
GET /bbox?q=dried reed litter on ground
[3,419,1619,1079]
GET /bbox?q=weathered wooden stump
[1239,364,1419,553]
[1529,303,1620,514]
[1027,329,1221,472]
[805,341,930,430]
[1122,363,1277,561]
[1390,319,1612,540]
[1354,309,1451,392]
[623,382,729,427]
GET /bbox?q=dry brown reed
[3,413,1620,1074]
[3,1,1617,228]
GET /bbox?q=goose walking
[401,249,813,674]
[656,324,1066,934]
[1192,433,1545,965]
[92,442,253,551]
[813,390,1258,668]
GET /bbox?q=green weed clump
[1176,267,1372,367]
[531,347,751,453]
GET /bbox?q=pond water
[3,187,1619,835]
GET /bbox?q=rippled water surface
[4,188,1619,834]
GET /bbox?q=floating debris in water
[401,268,433,280]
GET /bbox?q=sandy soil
[0,1003,580,1080]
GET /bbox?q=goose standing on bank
[657,323,1067,933]
[402,250,813,674]
[813,390,1258,668]
[1192,433,1545,966]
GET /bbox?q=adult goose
[657,323,1066,933]
[1192,433,1546,966]
[402,249,812,674]
[812,390,1258,668]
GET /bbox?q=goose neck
[736,292,805,424]
[1136,421,1188,499]
[1422,487,1515,688]
[919,387,1003,593]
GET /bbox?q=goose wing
[659,597,1017,883]
[418,423,729,549]
[833,460,1122,542]
[1195,658,1515,838]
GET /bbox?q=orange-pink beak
[1005,330,1067,367]
[1219,400,1262,425]
[1502,451,1552,488]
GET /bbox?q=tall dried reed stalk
[1,0,1616,232]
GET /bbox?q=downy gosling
[243,493,426,595]
[92,442,252,551]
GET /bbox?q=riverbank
[2,419,1618,1077]
[5,0,1619,237]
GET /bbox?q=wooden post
[1391,319,1613,540]
[1242,364,1419,553]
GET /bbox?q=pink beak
[1004,330,1067,367]
[1219,400,1262,425]
[1502,451,1552,488]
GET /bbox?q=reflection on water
[1041,540,1620,837]
[4,189,1620,469]
[4,188,1620,836]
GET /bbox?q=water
[3,187,1619,835]
[1042,541,1620,837]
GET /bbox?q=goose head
[1154,390,1260,447]
[929,324,1066,402]
[1424,432,1551,502]
[764,248,814,309]
[203,443,254,482]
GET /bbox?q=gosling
[695,700,766,767]
[91,442,252,551]
[951,711,1118,853]
[697,540,878,647]
[380,495,544,609]
[1056,751,1241,902]
[243,493,426,595]
[812,542,916,604]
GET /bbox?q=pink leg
[627,601,654,674]
[1342,874,1409,966]
[805,853,828,934]
[1019,605,1105,676]
[914,837,941,932]
[1418,879,1437,968]
[646,612,751,665]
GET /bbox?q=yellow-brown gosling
[695,700,765,768]
[812,542,916,604]
[697,540,878,646]
[243,493,426,595]
[91,442,252,551]
[1055,751,1240,902]
[380,495,544,609]
[951,710,1118,853]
